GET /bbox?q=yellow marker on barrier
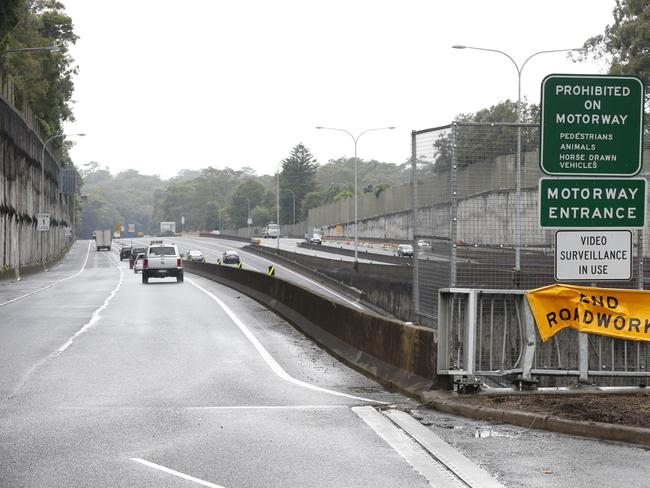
[236,261,243,269]
[216,258,221,265]
[268,265,275,277]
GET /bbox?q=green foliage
[300,191,323,220]
[0,0,23,48]
[79,165,166,238]
[583,0,650,112]
[229,179,267,227]
[1,0,78,146]
[314,157,409,191]
[279,143,318,224]
[432,99,540,172]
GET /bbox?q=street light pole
[40,132,85,271]
[316,126,395,267]
[243,196,251,238]
[452,45,584,273]
[276,161,280,254]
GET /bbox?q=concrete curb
[416,391,650,447]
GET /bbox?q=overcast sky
[61,0,617,179]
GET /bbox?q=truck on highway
[262,222,280,239]
[94,229,112,251]
[160,221,176,236]
[304,227,322,245]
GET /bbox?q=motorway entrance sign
[539,177,646,228]
[540,74,644,176]
[555,230,632,281]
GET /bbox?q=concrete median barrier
[184,260,438,395]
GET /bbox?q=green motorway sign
[540,74,644,176]
[539,177,646,228]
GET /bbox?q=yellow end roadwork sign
[527,284,650,342]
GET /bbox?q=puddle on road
[474,428,517,438]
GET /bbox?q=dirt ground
[457,392,650,428]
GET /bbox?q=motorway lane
[128,236,372,312]
[1,242,453,487]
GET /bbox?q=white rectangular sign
[555,230,632,281]
[37,213,50,232]
[64,227,72,236]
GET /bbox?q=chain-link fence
[413,122,649,327]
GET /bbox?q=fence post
[449,123,458,287]
[411,130,420,317]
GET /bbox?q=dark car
[129,246,147,269]
[119,246,132,261]
[222,250,240,265]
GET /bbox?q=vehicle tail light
[177,258,182,268]
[143,259,148,269]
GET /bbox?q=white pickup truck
[141,241,183,284]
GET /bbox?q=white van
[263,223,280,238]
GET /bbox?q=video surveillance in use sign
[540,74,644,176]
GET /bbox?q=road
[130,236,374,313]
[2,240,649,488]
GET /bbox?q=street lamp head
[315,126,324,129]
[452,45,467,49]
[387,126,396,130]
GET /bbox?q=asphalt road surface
[2,240,649,488]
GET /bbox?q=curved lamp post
[315,126,395,266]
[452,45,585,273]
[40,133,85,271]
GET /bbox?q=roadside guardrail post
[268,265,275,277]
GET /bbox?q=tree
[1,0,78,146]
[278,143,318,224]
[582,0,650,111]
[300,191,323,220]
[229,180,266,227]
[431,99,540,172]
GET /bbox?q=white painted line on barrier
[58,252,124,353]
[187,277,387,405]
[131,458,226,488]
[0,240,92,309]
[180,237,365,311]
[352,406,464,488]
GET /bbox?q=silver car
[133,253,145,273]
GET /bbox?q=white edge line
[131,458,226,488]
[180,237,365,311]
[0,240,92,309]
[187,277,387,405]
[57,251,124,353]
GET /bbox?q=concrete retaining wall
[185,261,437,394]
[0,73,72,276]
[242,244,414,322]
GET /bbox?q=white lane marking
[384,409,507,488]
[57,252,124,353]
[131,458,226,488]
[0,241,92,309]
[180,237,365,311]
[352,406,464,488]
[187,277,387,404]
[186,405,351,410]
